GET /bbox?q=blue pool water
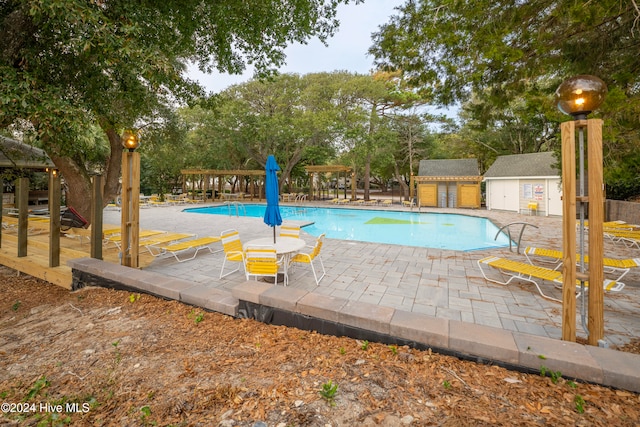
[186,204,511,251]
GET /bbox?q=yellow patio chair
[289,233,326,285]
[280,225,301,238]
[524,246,640,282]
[477,256,625,303]
[244,245,284,285]
[219,229,245,278]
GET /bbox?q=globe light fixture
[122,130,140,151]
[555,75,607,119]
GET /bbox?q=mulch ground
[1,266,639,426]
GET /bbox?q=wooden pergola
[304,165,353,201]
[181,169,266,201]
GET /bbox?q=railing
[494,222,539,254]
[225,201,246,217]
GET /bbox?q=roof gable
[483,152,559,178]
[0,136,54,169]
[418,159,479,177]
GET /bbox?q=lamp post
[121,130,141,268]
[555,75,607,345]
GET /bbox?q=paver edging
[513,333,604,385]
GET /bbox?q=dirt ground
[1,266,639,427]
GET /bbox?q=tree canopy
[0,0,354,218]
[370,0,640,198]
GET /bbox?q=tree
[370,1,640,198]
[0,0,354,220]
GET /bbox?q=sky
[188,0,405,93]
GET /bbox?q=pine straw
[1,266,638,426]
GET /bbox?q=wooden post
[16,177,28,257]
[309,172,314,201]
[410,173,415,202]
[351,172,356,201]
[561,121,577,341]
[0,188,3,248]
[48,170,61,267]
[121,151,140,267]
[587,119,604,345]
[90,175,103,260]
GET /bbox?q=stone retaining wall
[606,200,640,224]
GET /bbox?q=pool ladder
[225,201,246,217]
[494,222,538,254]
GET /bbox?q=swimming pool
[186,204,512,251]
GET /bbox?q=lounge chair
[603,229,640,249]
[244,245,284,285]
[103,229,165,249]
[142,232,196,254]
[524,246,640,282]
[289,233,326,285]
[380,200,393,207]
[145,235,221,262]
[280,225,301,238]
[219,229,245,278]
[477,256,625,303]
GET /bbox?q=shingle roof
[0,136,54,169]
[417,159,479,177]
[483,151,559,178]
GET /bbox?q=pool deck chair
[220,229,245,278]
[245,245,284,285]
[142,232,196,254]
[280,225,301,238]
[524,246,640,282]
[290,233,326,285]
[104,229,165,249]
[477,256,625,303]
[146,235,221,262]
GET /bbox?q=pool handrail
[494,222,539,254]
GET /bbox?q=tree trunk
[46,127,122,226]
[103,127,124,207]
[48,154,92,222]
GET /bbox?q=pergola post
[48,168,61,267]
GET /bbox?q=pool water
[186,204,511,251]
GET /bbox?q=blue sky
[188,0,405,93]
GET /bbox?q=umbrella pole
[273,226,276,244]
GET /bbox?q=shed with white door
[483,152,562,216]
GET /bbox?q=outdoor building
[0,136,55,207]
[415,159,482,208]
[483,151,562,216]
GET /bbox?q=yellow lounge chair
[142,232,196,254]
[524,246,640,282]
[603,229,640,249]
[146,235,221,262]
[103,229,165,249]
[477,256,625,303]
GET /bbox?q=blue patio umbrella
[264,155,283,243]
